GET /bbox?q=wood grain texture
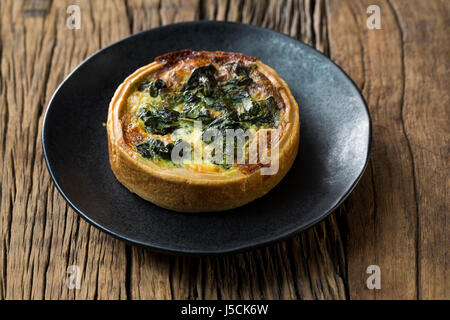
[327,0,449,300]
[0,0,447,300]
[328,0,419,299]
[389,0,449,300]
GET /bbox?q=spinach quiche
[107,50,299,212]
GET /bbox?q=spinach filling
[136,137,174,160]
[137,106,179,135]
[138,79,167,97]
[135,62,280,166]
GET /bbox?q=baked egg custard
[107,50,299,212]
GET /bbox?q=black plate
[42,21,371,254]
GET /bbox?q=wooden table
[0,0,448,300]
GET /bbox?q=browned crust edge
[155,49,258,67]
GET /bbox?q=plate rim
[42,20,372,255]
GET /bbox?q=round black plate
[43,21,371,254]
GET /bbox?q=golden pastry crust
[107,50,299,212]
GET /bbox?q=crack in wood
[123,0,134,34]
[386,0,421,300]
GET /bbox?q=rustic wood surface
[0,0,448,300]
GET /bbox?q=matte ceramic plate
[42,21,371,254]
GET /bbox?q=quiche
[107,50,299,212]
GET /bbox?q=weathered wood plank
[389,0,449,300]
[0,0,129,300]
[325,0,450,299]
